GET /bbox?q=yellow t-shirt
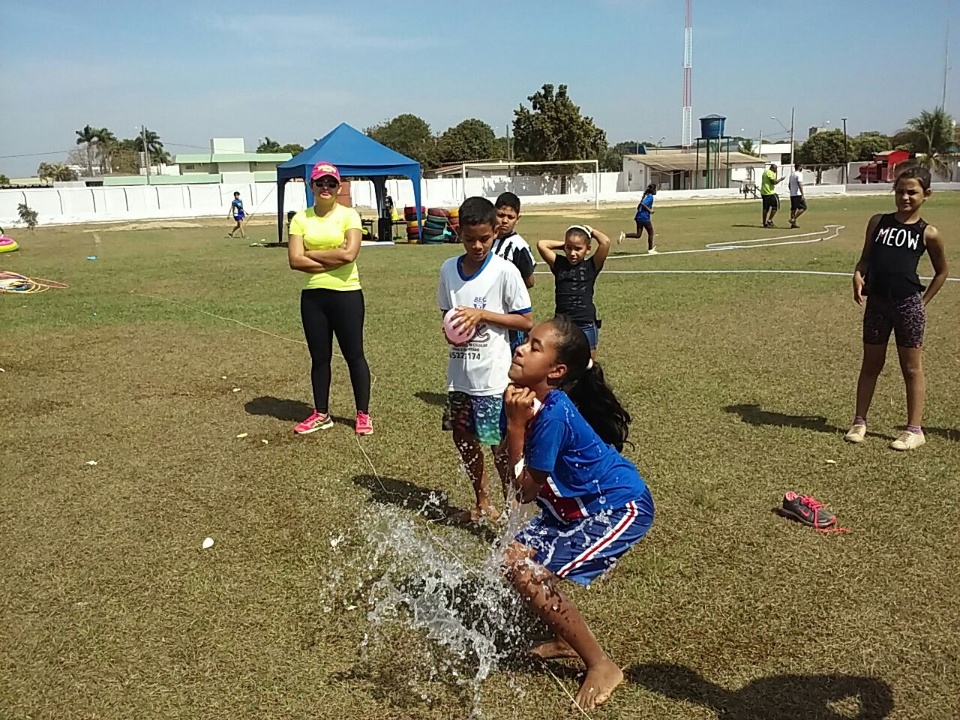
[290,205,363,291]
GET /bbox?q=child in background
[438,196,533,522]
[846,166,948,451]
[618,183,658,254]
[502,315,654,711]
[227,191,246,238]
[493,192,537,352]
[537,225,611,359]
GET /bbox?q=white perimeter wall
[3,173,955,227]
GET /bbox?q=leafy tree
[738,138,758,156]
[852,131,891,160]
[0,174,9,185]
[853,133,890,160]
[257,137,283,153]
[896,107,956,177]
[18,203,38,230]
[281,143,304,155]
[512,84,607,182]
[111,138,140,174]
[796,129,853,183]
[437,119,497,164]
[612,140,652,155]
[75,124,97,176]
[596,145,624,172]
[365,114,437,167]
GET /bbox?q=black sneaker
[781,492,837,530]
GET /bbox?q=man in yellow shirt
[760,164,785,228]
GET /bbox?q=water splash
[322,497,540,714]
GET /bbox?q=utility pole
[789,106,795,167]
[841,117,849,185]
[141,125,151,183]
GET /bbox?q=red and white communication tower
[681,0,693,149]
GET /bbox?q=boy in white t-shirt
[438,196,533,523]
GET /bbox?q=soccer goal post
[459,160,601,209]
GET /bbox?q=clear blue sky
[1,0,956,176]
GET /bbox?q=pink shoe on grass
[355,411,373,436]
[294,411,333,435]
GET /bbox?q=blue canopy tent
[276,123,423,244]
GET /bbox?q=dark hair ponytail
[549,315,631,451]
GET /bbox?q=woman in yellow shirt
[287,162,373,436]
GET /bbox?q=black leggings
[300,288,371,414]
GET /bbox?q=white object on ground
[85,460,98,466]
[202,537,214,549]
[232,388,241,393]
[236,433,248,439]
[825,459,837,465]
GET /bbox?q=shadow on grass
[352,474,496,543]
[725,403,842,433]
[913,426,958,442]
[415,390,447,407]
[724,403,892,440]
[245,396,353,428]
[628,663,894,719]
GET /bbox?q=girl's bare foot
[529,637,579,660]
[451,505,500,525]
[574,661,624,710]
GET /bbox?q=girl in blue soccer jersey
[501,315,654,711]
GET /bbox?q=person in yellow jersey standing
[760,163,785,228]
[287,162,373,436]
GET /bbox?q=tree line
[22,91,957,184]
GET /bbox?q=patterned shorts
[515,488,655,586]
[442,391,504,446]
[863,292,925,348]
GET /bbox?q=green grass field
[2,194,959,719]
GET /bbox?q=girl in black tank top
[847,167,948,452]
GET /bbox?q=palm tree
[94,127,117,173]
[896,107,957,178]
[738,138,758,156]
[134,128,168,167]
[75,124,97,176]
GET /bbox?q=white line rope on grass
[606,224,845,261]
[593,269,960,282]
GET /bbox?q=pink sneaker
[294,411,333,435]
[355,411,373,436]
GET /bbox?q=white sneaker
[647,247,658,255]
[890,431,925,451]
[617,231,625,245]
[844,424,867,443]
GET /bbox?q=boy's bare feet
[529,636,578,660]
[574,661,624,710]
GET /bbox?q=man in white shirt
[788,163,807,229]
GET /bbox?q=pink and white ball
[443,308,476,345]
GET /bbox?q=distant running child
[438,196,532,522]
[846,166,948,451]
[501,315,654,711]
[227,191,246,238]
[618,183,658,253]
[537,225,611,359]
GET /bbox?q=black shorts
[790,196,807,211]
[762,194,780,211]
